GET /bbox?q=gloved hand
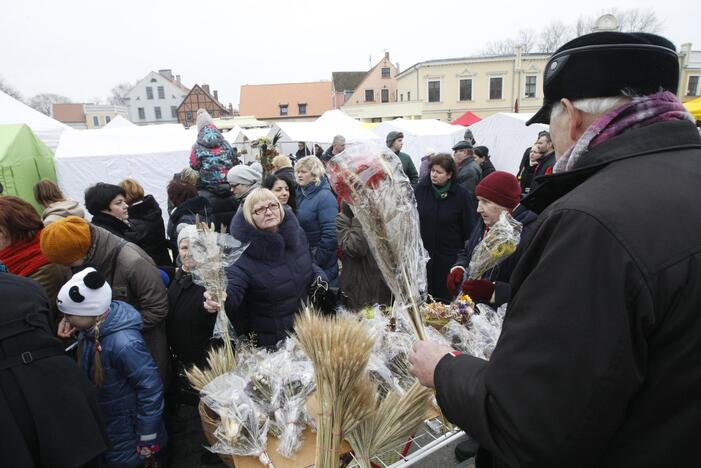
[137,442,160,460]
[461,279,495,303]
[446,267,465,296]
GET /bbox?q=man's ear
[561,98,585,142]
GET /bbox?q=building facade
[51,103,88,129]
[331,71,367,108]
[177,84,231,128]
[124,69,189,125]
[52,103,128,129]
[239,81,334,122]
[343,52,399,107]
[679,43,701,103]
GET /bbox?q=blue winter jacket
[296,177,339,283]
[225,207,321,348]
[78,300,166,467]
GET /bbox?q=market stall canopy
[0,124,57,212]
[225,126,271,164]
[55,124,196,227]
[269,117,379,156]
[0,90,72,152]
[467,113,548,174]
[372,118,465,169]
[102,115,136,129]
[451,111,481,127]
[684,96,701,121]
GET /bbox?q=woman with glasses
[203,188,322,348]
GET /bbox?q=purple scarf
[554,91,694,173]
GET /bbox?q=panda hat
[57,267,112,316]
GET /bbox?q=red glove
[446,267,465,296]
[137,443,161,460]
[461,279,495,303]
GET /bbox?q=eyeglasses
[252,203,281,216]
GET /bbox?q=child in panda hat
[57,267,167,467]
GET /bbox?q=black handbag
[308,276,346,315]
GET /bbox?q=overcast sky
[1,0,698,108]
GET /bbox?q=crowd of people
[1,31,700,468]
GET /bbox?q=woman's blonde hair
[118,178,145,205]
[76,316,106,387]
[272,155,292,169]
[294,155,325,185]
[179,167,199,186]
[242,188,285,228]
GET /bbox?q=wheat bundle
[185,344,238,393]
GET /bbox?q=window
[381,89,389,103]
[185,111,193,122]
[687,75,700,96]
[146,87,153,99]
[297,103,307,115]
[365,89,374,102]
[154,106,162,119]
[489,77,503,100]
[138,107,145,120]
[279,104,288,116]
[150,78,157,83]
[171,106,177,118]
[92,116,100,126]
[428,80,440,102]
[381,67,391,78]
[400,93,404,102]
[105,115,111,124]
[525,75,537,98]
[459,79,472,101]
[157,86,165,99]
[407,91,411,101]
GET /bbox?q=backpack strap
[0,346,65,371]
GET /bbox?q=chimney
[384,51,390,61]
[213,90,219,101]
[202,84,210,94]
[176,75,181,83]
[396,62,400,73]
[158,69,173,80]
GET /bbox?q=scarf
[554,91,694,173]
[432,180,452,199]
[0,230,51,276]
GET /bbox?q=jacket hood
[43,199,84,219]
[199,184,232,198]
[196,124,225,148]
[128,194,162,221]
[91,300,142,338]
[230,206,301,261]
[298,177,331,198]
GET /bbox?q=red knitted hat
[475,171,521,210]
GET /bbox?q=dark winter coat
[190,124,238,188]
[529,151,556,192]
[82,226,170,382]
[296,178,339,284]
[0,273,108,468]
[453,205,537,306]
[517,146,535,194]
[224,208,316,348]
[479,159,496,178]
[166,196,216,258]
[435,120,701,468]
[128,194,172,266]
[198,185,238,233]
[415,179,476,302]
[395,151,419,188]
[90,211,138,241]
[336,208,392,310]
[167,269,217,369]
[79,300,166,467]
[454,155,482,195]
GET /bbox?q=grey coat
[455,155,482,195]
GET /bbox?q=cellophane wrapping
[468,211,522,280]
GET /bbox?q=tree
[109,82,133,106]
[482,38,517,56]
[612,8,663,33]
[516,29,538,54]
[28,93,72,116]
[0,76,23,101]
[538,21,573,53]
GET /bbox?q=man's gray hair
[332,135,345,144]
[550,91,637,121]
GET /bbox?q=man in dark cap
[410,32,701,467]
[452,140,482,196]
[386,131,419,188]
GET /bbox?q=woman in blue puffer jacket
[294,156,339,286]
[57,267,166,468]
[205,189,324,348]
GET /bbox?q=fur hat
[227,165,262,187]
[57,267,112,316]
[475,171,521,210]
[40,216,92,265]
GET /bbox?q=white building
[125,69,189,125]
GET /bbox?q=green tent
[0,124,57,213]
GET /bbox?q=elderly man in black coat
[0,273,108,467]
[410,32,701,467]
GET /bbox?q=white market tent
[0,90,72,152]
[467,113,549,174]
[372,119,465,169]
[225,126,271,164]
[55,124,196,227]
[102,115,136,129]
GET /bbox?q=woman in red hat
[446,171,537,306]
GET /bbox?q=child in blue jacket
[57,267,167,467]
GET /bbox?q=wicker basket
[198,400,235,467]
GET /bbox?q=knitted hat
[227,164,262,186]
[176,223,199,247]
[57,267,112,316]
[40,216,92,265]
[386,131,404,147]
[475,171,521,210]
[196,109,214,131]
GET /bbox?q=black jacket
[435,120,701,468]
[529,151,556,192]
[415,179,477,302]
[128,195,171,266]
[198,184,238,233]
[480,159,496,179]
[90,211,137,240]
[517,147,535,194]
[0,274,108,468]
[453,205,537,306]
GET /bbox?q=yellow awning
[684,96,701,121]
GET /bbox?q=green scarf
[432,180,452,199]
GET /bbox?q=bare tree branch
[538,21,573,53]
[28,93,72,116]
[0,76,24,102]
[109,82,133,106]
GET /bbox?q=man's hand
[409,340,456,388]
[57,317,77,339]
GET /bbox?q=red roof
[451,111,481,126]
